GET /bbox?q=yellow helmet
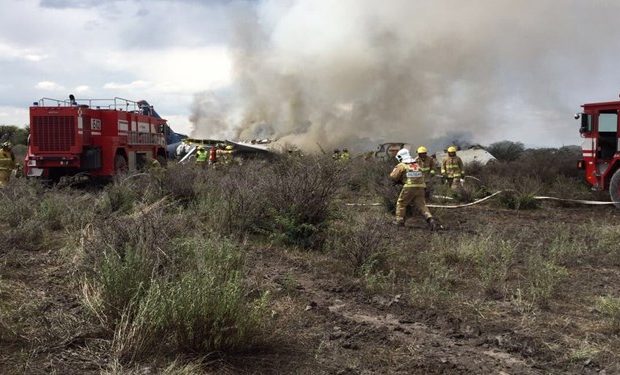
[225,145,233,150]
[447,146,457,153]
[417,146,427,154]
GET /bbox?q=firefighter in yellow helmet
[217,144,234,165]
[340,148,351,161]
[389,148,437,230]
[195,145,208,168]
[416,146,436,200]
[0,142,16,187]
[441,146,465,190]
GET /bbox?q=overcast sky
[2,0,620,147]
[0,0,236,135]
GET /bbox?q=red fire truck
[576,98,620,206]
[25,96,168,180]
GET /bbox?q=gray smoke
[190,0,620,151]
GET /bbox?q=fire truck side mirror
[158,124,165,133]
[578,113,590,134]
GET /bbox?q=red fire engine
[576,98,620,206]
[25,96,167,180]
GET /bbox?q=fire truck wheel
[611,169,620,208]
[114,154,128,173]
[156,155,167,167]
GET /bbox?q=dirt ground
[1,201,619,374]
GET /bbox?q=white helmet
[395,148,413,163]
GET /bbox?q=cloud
[0,41,47,62]
[101,47,232,93]
[103,80,151,90]
[0,106,29,126]
[74,85,90,93]
[35,81,65,91]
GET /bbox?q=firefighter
[217,145,234,165]
[208,145,217,165]
[441,146,465,190]
[340,148,351,161]
[389,148,437,230]
[0,142,16,188]
[416,146,436,200]
[332,149,341,161]
[195,145,208,168]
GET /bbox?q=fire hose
[346,174,618,208]
[346,192,617,208]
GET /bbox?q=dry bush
[0,178,43,227]
[158,163,206,202]
[81,210,187,324]
[193,155,340,249]
[340,158,389,194]
[477,146,587,205]
[486,141,525,162]
[327,212,390,275]
[80,209,269,361]
[0,219,44,252]
[0,179,49,252]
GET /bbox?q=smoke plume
[190,0,620,151]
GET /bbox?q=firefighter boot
[426,217,438,231]
[392,218,405,227]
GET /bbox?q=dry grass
[1,148,619,373]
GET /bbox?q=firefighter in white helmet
[389,148,437,230]
[441,146,464,190]
[416,146,436,200]
[0,142,16,187]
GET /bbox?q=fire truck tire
[114,154,128,173]
[156,155,167,167]
[610,169,620,208]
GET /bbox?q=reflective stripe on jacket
[441,156,463,178]
[417,156,436,182]
[390,162,426,188]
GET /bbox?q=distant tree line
[0,125,29,145]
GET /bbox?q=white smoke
[190,0,620,151]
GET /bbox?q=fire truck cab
[576,99,620,206]
[25,96,168,180]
